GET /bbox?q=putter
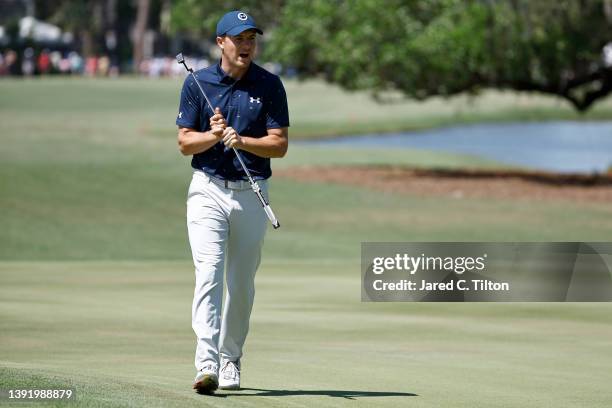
[176,53,280,229]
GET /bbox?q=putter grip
[264,205,280,229]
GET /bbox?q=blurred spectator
[108,55,120,77]
[98,55,110,76]
[22,48,35,76]
[148,57,162,77]
[50,51,62,73]
[68,51,83,74]
[37,49,51,74]
[138,58,150,76]
[58,55,71,74]
[85,56,98,77]
[4,50,19,75]
[170,58,184,77]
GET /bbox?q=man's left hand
[222,127,244,149]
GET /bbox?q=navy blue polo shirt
[176,62,289,181]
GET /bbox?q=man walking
[175,10,289,394]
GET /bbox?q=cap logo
[237,12,248,21]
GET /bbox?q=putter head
[175,53,185,65]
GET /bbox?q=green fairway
[1,79,610,260]
[1,77,612,141]
[2,261,612,408]
[1,78,612,407]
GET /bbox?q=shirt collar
[216,61,256,84]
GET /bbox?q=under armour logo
[249,97,261,104]
[178,111,183,119]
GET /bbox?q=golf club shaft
[178,55,280,229]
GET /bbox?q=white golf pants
[187,170,268,371]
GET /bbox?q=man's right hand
[210,107,226,139]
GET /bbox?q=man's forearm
[178,129,220,156]
[239,134,288,158]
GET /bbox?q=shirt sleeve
[265,76,290,130]
[176,75,201,129]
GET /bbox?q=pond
[302,121,612,173]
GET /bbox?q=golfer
[175,10,289,394]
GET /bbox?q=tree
[169,0,285,38]
[265,0,612,112]
[38,0,169,71]
[45,0,106,57]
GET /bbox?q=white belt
[214,177,251,190]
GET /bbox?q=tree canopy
[170,0,284,38]
[264,0,612,111]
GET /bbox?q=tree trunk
[81,29,94,57]
[132,0,150,73]
[605,0,612,24]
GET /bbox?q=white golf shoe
[193,365,218,394]
[219,360,241,390]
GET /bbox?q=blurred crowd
[137,56,210,78]
[0,48,117,76]
[0,48,216,78]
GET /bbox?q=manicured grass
[2,78,610,260]
[2,161,611,261]
[1,261,612,408]
[1,78,612,407]
[1,77,612,140]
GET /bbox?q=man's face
[218,29,257,69]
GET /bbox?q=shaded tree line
[264,0,612,112]
[5,0,611,110]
